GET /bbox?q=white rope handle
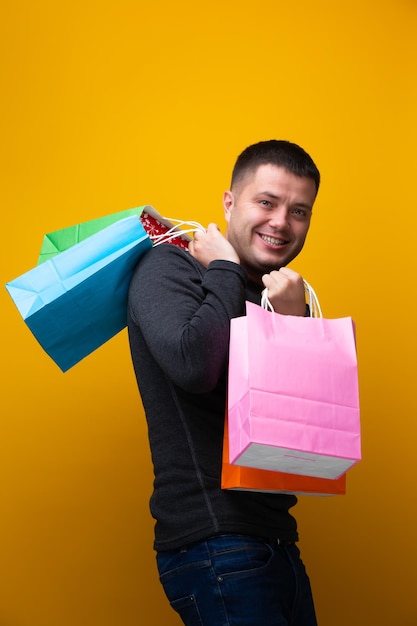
[151,218,206,247]
[303,280,322,318]
[261,279,322,318]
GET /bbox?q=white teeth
[261,234,286,246]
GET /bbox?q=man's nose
[268,208,289,229]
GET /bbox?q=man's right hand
[188,223,240,268]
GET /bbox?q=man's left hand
[262,267,306,316]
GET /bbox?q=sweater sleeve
[128,244,248,393]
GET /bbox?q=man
[128,140,321,625]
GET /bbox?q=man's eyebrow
[257,191,280,200]
[293,201,313,211]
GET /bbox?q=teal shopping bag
[5,216,152,372]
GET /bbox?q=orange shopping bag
[221,414,346,496]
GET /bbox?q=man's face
[223,164,317,282]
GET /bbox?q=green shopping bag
[37,206,151,264]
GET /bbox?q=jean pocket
[209,536,274,580]
[157,548,210,578]
[169,594,203,626]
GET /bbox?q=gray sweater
[127,243,298,551]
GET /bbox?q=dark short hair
[231,139,320,194]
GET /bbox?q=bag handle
[151,218,205,247]
[261,280,322,318]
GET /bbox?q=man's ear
[223,190,234,223]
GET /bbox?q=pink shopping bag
[227,302,361,479]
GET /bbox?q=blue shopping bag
[5,215,152,372]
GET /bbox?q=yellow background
[1,1,416,624]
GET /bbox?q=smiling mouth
[259,234,288,246]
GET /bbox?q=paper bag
[6,216,152,371]
[221,413,346,495]
[227,301,361,479]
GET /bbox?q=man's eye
[260,200,272,207]
[292,208,306,216]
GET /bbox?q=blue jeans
[156,534,318,626]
